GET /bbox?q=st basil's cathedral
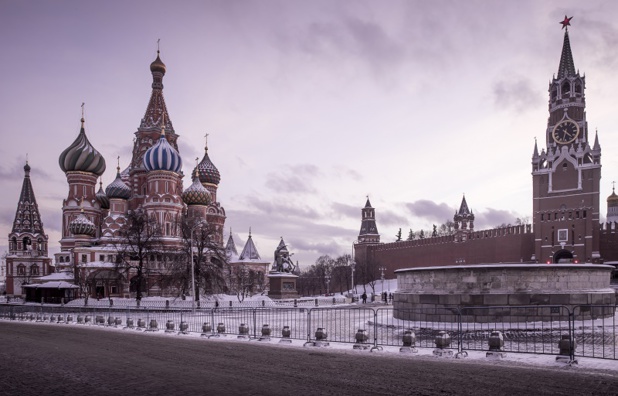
[5,50,270,300]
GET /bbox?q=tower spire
[557,16,576,78]
[12,162,44,234]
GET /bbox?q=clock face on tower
[552,119,580,144]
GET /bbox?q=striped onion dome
[105,167,131,200]
[96,181,110,209]
[59,118,106,176]
[608,188,618,207]
[194,145,220,185]
[143,125,182,173]
[182,172,212,206]
[69,210,96,237]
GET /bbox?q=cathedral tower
[358,197,380,244]
[128,50,180,210]
[58,114,107,249]
[6,163,52,295]
[532,17,601,263]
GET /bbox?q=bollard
[36,314,43,322]
[77,315,84,324]
[56,315,64,324]
[125,318,134,329]
[146,319,159,332]
[312,327,329,347]
[238,323,250,339]
[259,324,271,342]
[217,322,226,334]
[137,318,146,331]
[353,329,370,350]
[279,325,292,344]
[400,330,418,353]
[114,317,122,327]
[165,320,175,333]
[178,321,189,335]
[556,334,578,364]
[96,315,104,325]
[201,322,212,337]
[66,314,73,324]
[433,331,453,357]
[107,316,115,327]
[486,330,506,359]
[293,299,297,308]
[84,315,91,324]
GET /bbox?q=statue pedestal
[267,272,299,299]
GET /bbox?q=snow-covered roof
[37,272,73,281]
[22,281,78,289]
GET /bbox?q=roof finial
[157,38,160,54]
[205,133,209,150]
[194,157,199,178]
[560,15,573,31]
[81,102,85,127]
[249,227,252,237]
[117,155,120,172]
[613,181,616,193]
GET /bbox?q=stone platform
[393,264,616,322]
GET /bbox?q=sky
[2,0,618,269]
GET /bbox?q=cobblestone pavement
[2,321,618,395]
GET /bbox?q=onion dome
[96,180,110,209]
[106,167,131,200]
[150,50,166,75]
[194,140,220,186]
[70,210,96,237]
[608,187,618,207]
[59,117,106,176]
[143,118,182,173]
[182,171,212,206]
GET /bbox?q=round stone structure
[393,264,616,322]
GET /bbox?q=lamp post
[379,266,386,299]
[325,275,331,295]
[189,221,205,314]
[350,261,356,295]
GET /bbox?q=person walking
[361,292,367,304]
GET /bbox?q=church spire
[12,162,45,235]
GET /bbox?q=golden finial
[81,102,85,127]
[117,155,120,172]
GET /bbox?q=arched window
[17,264,26,275]
[561,81,570,96]
[30,265,39,275]
[23,237,31,250]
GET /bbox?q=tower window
[81,254,87,263]
[30,265,39,275]
[17,265,25,275]
[561,81,570,96]
[575,84,581,94]
[583,210,587,218]
[541,214,544,221]
[563,163,568,171]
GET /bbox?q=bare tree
[113,209,163,304]
[169,218,228,301]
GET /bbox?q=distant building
[354,24,618,276]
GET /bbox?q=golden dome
[150,51,166,75]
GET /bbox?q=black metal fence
[1,304,615,361]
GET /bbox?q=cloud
[264,164,322,194]
[330,202,359,220]
[405,200,454,224]
[492,75,543,112]
[474,208,522,229]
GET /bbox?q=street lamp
[350,261,356,295]
[189,221,205,314]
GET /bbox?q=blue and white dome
[143,132,182,173]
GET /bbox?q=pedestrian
[361,292,367,304]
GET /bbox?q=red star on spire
[560,15,573,29]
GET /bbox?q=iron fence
[1,304,616,362]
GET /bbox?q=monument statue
[272,239,296,273]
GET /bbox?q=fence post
[569,307,576,362]
[307,308,312,343]
[455,307,468,358]
[253,308,257,339]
